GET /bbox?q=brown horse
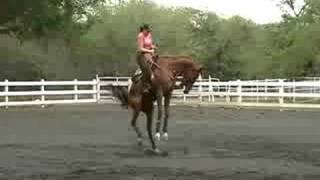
[111,55,203,154]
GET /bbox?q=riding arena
[1,72,320,179]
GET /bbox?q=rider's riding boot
[142,72,154,93]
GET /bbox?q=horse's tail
[111,85,129,109]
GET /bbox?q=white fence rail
[97,76,320,108]
[0,79,99,107]
[1,76,320,108]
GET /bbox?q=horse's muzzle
[183,90,189,94]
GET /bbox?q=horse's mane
[157,55,199,71]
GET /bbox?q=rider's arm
[149,33,157,50]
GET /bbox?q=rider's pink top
[137,32,153,50]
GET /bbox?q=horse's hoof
[154,148,161,154]
[154,133,161,141]
[162,133,169,141]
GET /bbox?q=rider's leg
[143,53,153,78]
[136,52,153,92]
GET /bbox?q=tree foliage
[1,0,320,80]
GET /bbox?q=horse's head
[159,55,204,94]
[181,65,204,94]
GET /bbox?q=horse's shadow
[113,145,169,158]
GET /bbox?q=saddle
[132,68,143,84]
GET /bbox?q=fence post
[256,84,259,103]
[208,75,213,102]
[96,76,101,103]
[237,79,242,104]
[74,79,78,101]
[198,75,202,102]
[264,79,268,100]
[226,82,231,103]
[292,79,296,103]
[313,77,316,94]
[279,79,284,105]
[41,79,45,108]
[4,79,8,108]
[128,78,132,90]
[93,79,97,102]
[183,82,186,102]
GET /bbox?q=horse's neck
[168,60,192,77]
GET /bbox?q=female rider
[136,24,157,93]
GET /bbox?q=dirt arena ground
[0,104,320,180]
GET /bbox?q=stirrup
[134,69,142,76]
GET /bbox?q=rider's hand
[149,49,155,54]
[152,45,157,49]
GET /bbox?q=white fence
[0,79,99,107]
[1,76,320,108]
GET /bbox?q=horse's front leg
[155,89,163,141]
[146,103,160,152]
[162,93,171,141]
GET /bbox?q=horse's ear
[198,66,204,72]
[198,66,206,77]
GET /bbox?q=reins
[149,50,175,80]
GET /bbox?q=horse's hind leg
[162,94,171,141]
[146,107,160,152]
[131,110,143,146]
[155,90,163,141]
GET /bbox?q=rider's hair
[139,24,151,32]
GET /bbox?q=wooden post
[96,77,101,103]
[128,78,132,91]
[74,79,78,101]
[264,79,268,100]
[198,75,202,102]
[292,79,296,103]
[279,79,284,105]
[226,83,231,103]
[208,75,213,102]
[237,79,242,104]
[93,79,97,102]
[256,84,259,103]
[4,79,8,109]
[41,79,45,108]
